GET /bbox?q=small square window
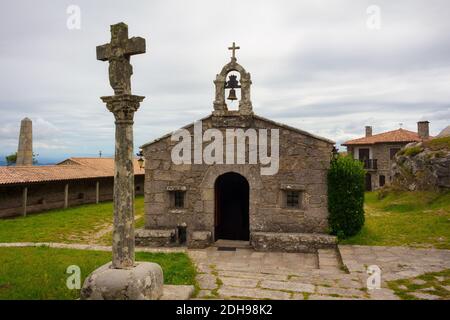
[172,191,185,209]
[286,190,300,208]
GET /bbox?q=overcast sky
[1,0,449,162]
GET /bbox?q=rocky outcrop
[391,137,450,191]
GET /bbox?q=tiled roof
[0,158,144,186]
[343,128,427,146]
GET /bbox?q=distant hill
[0,157,59,167]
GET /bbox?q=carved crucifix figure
[97,22,146,95]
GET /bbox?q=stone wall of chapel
[143,116,333,236]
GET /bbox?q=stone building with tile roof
[0,158,144,218]
[343,121,431,191]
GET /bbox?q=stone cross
[228,42,240,59]
[97,22,146,95]
[97,22,146,269]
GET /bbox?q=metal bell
[225,74,241,101]
[227,88,238,101]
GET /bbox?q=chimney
[417,121,430,140]
[365,126,372,137]
[16,118,33,166]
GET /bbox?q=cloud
[0,0,449,161]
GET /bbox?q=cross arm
[96,43,111,61]
[125,37,146,56]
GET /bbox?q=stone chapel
[136,44,337,252]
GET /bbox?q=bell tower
[213,42,253,116]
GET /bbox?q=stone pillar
[16,118,33,166]
[22,187,28,217]
[213,74,227,112]
[101,94,144,269]
[64,183,69,209]
[239,71,253,115]
[82,22,163,300]
[96,181,100,204]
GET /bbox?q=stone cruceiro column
[102,94,143,268]
[16,117,33,166]
[81,22,163,300]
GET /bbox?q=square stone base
[80,261,164,300]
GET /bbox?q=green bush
[327,156,365,238]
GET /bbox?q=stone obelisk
[81,22,163,300]
[16,118,33,166]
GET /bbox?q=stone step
[318,248,344,271]
[160,285,195,300]
[213,239,252,249]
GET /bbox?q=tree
[5,153,17,166]
[33,152,39,165]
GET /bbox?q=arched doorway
[214,172,250,241]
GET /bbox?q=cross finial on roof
[228,42,240,60]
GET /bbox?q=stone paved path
[339,245,450,300]
[188,245,450,300]
[188,247,368,300]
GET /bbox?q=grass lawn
[341,191,450,249]
[0,247,197,300]
[388,269,450,300]
[0,196,144,244]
